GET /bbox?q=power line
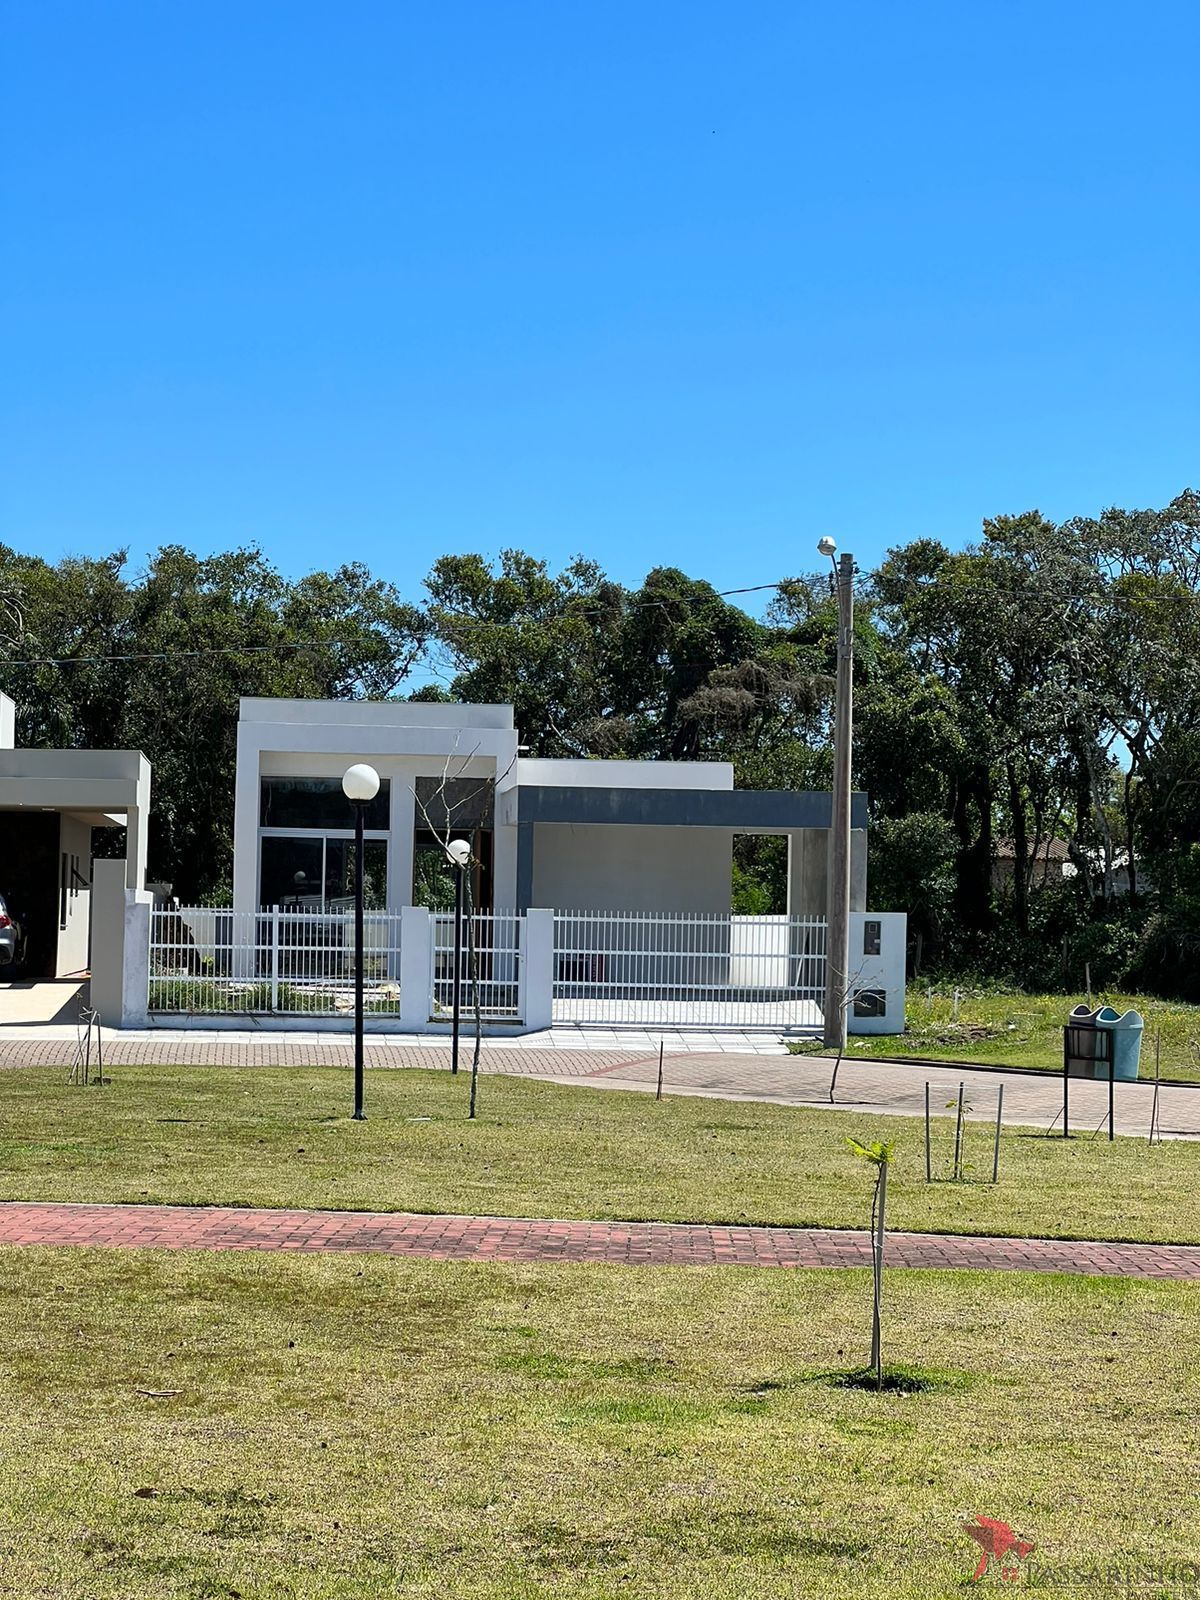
[0,581,792,667]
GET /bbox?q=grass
[790,984,1200,1080]
[0,1246,1196,1597]
[3,1065,1200,1243]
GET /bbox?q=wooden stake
[655,1040,664,1102]
[953,1081,965,1181]
[992,1085,1003,1183]
[924,1082,932,1183]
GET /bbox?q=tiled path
[3,1033,1199,1136]
[2,1201,1199,1279]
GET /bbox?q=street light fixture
[819,539,854,1050]
[341,762,380,1120]
[445,836,471,1077]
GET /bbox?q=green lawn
[791,985,1200,1080]
[0,1246,1196,1598]
[2,1065,1199,1243]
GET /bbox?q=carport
[0,693,151,979]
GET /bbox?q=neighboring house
[993,836,1145,897]
[232,697,869,919]
[0,691,151,978]
[992,837,1072,890]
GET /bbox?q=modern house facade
[232,697,869,921]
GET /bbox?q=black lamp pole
[352,796,366,1120]
[451,861,464,1076]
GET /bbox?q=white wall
[531,823,733,913]
[56,814,92,975]
[0,693,13,749]
[847,910,907,1035]
[516,757,734,791]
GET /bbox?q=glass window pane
[260,777,390,830]
[261,837,324,908]
[413,838,458,909]
[415,776,493,830]
[324,840,388,910]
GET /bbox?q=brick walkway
[2,1201,1198,1279]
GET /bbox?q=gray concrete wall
[531,823,733,912]
[787,828,867,918]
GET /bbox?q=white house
[231,697,869,920]
[0,691,151,981]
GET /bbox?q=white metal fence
[430,910,523,1022]
[148,904,827,1031]
[149,906,403,1016]
[551,911,826,1030]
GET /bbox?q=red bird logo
[963,1514,1036,1581]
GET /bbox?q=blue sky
[2,1,1196,606]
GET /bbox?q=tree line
[3,488,1198,998]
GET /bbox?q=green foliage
[845,1136,893,1167]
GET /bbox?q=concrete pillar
[850,828,867,912]
[231,727,260,916]
[787,829,826,918]
[399,905,432,1032]
[390,779,416,912]
[786,828,868,917]
[521,908,554,1032]
[90,859,152,1028]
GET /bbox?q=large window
[260,777,390,831]
[260,837,388,910]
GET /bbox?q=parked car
[0,894,27,971]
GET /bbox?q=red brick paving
[0,1040,639,1073]
[1,1201,1198,1279]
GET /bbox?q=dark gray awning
[512,785,868,830]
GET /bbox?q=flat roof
[239,698,515,731]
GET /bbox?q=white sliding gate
[149,906,403,1016]
[551,911,826,1030]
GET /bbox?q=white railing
[149,906,403,1016]
[430,910,523,1022]
[551,910,827,1030]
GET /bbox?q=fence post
[522,909,554,1033]
[270,906,279,1012]
[399,906,432,1033]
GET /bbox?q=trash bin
[1065,1005,1105,1077]
[1095,1007,1144,1081]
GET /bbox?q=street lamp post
[446,837,471,1077]
[819,537,854,1051]
[342,762,380,1120]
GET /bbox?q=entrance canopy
[506,784,869,914]
[0,747,151,889]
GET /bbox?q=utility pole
[823,546,854,1049]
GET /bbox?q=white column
[399,905,432,1032]
[521,908,554,1033]
[231,725,260,916]
[390,777,416,911]
[90,860,152,1028]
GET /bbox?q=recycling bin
[1095,1007,1144,1081]
[1064,1005,1106,1077]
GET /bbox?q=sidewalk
[2,1200,1198,1278]
[1,1030,1196,1136]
